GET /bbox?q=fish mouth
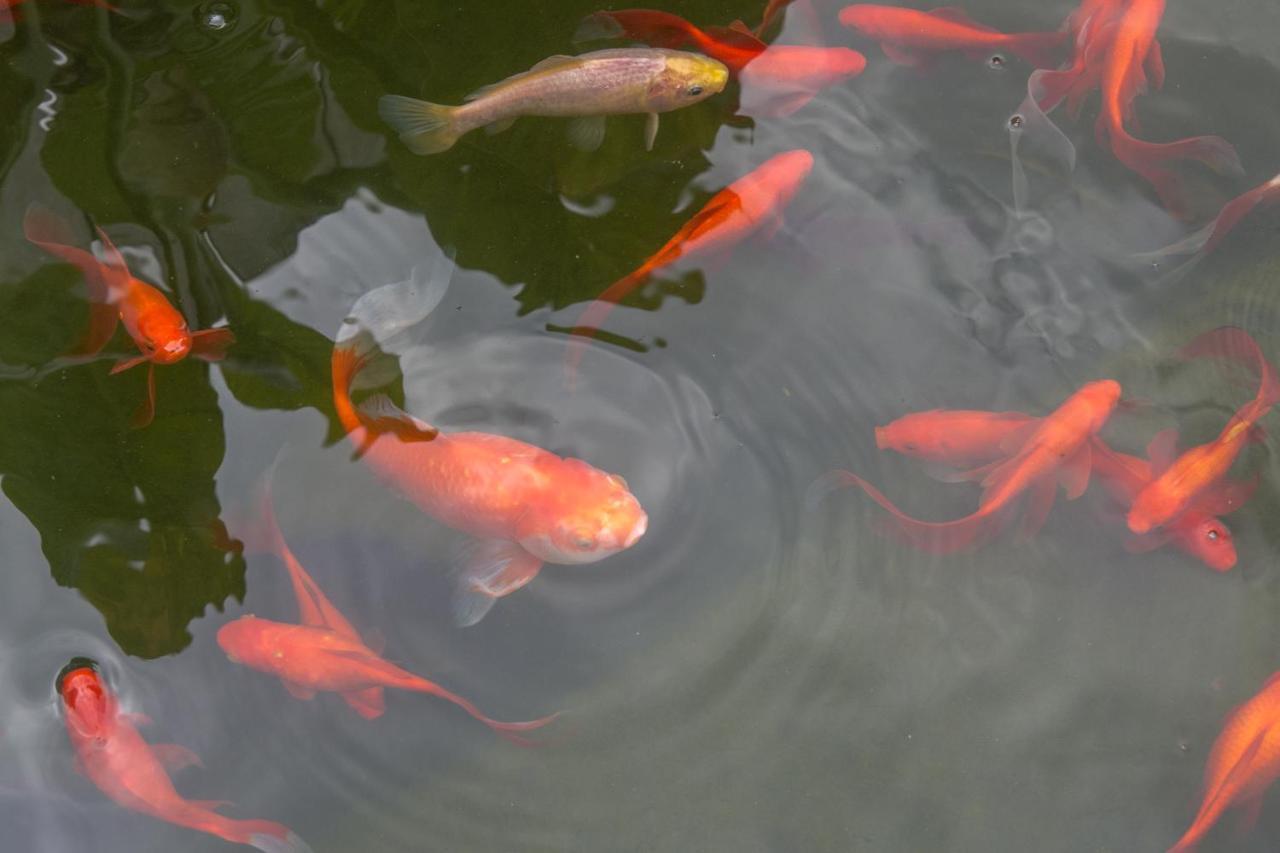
[623,515,648,548]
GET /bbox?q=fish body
[379,48,728,154]
[566,148,813,373]
[874,409,1037,467]
[1128,329,1278,534]
[837,5,1066,68]
[575,10,767,72]
[1170,671,1280,851]
[58,666,307,852]
[23,206,234,427]
[331,335,647,626]
[827,381,1121,553]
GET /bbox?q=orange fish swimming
[1169,671,1280,851]
[332,275,648,626]
[1089,436,1251,572]
[24,206,234,427]
[821,381,1122,553]
[565,148,813,377]
[874,409,1037,468]
[576,9,767,73]
[58,663,309,853]
[1029,0,1131,116]
[1128,328,1279,535]
[837,5,1066,69]
[1093,0,1241,216]
[218,488,558,741]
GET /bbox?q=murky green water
[2,0,1280,850]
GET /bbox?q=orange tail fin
[1179,327,1280,409]
[563,267,651,384]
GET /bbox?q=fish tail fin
[378,95,461,155]
[1201,181,1279,254]
[1108,125,1243,215]
[573,11,627,42]
[22,204,119,299]
[330,344,368,437]
[1004,30,1068,69]
[563,267,652,385]
[1178,327,1280,407]
[404,675,560,744]
[810,470,999,553]
[180,811,311,853]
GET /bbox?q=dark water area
[2,0,1280,850]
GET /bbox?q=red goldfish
[875,409,1037,468]
[218,490,557,741]
[1089,437,1250,572]
[1094,0,1240,216]
[332,275,648,626]
[1129,329,1279,535]
[837,5,1066,69]
[565,149,813,376]
[1169,671,1280,851]
[24,206,234,428]
[822,381,1122,553]
[58,664,309,853]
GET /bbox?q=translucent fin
[190,327,235,361]
[283,681,316,701]
[341,687,386,720]
[355,394,439,442]
[247,830,315,853]
[1021,478,1057,538]
[151,743,203,772]
[485,117,517,135]
[129,363,157,429]
[73,303,120,357]
[111,354,150,374]
[1059,443,1092,500]
[573,11,626,42]
[1146,428,1179,475]
[377,95,459,155]
[567,115,607,152]
[452,539,543,627]
[336,258,454,355]
[1191,476,1259,517]
[644,112,659,151]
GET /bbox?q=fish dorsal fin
[927,7,993,31]
[356,394,439,442]
[283,681,316,701]
[466,55,579,101]
[1146,428,1180,475]
[341,687,385,720]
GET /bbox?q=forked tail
[378,96,461,155]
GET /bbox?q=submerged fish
[58,664,309,853]
[379,48,728,155]
[1170,671,1280,851]
[837,5,1066,68]
[331,271,648,626]
[874,409,1038,469]
[23,206,234,427]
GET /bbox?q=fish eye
[688,85,704,96]
[1207,529,1220,541]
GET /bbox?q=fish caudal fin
[405,673,560,746]
[246,829,315,853]
[1179,327,1280,408]
[378,95,461,155]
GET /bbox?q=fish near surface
[874,409,1038,468]
[58,665,310,853]
[1088,437,1249,571]
[819,381,1122,553]
[837,5,1066,69]
[219,486,559,740]
[23,206,234,427]
[564,148,814,380]
[1169,671,1280,851]
[1129,328,1279,535]
[574,10,767,73]
[331,270,648,627]
[378,48,728,155]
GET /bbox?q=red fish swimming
[837,5,1066,69]
[332,277,648,626]
[58,664,309,853]
[1129,329,1279,534]
[821,381,1122,553]
[218,490,557,741]
[874,409,1037,468]
[1093,0,1241,216]
[1089,437,1250,571]
[565,149,813,376]
[1169,671,1280,851]
[24,206,234,427]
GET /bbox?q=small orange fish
[837,5,1066,69]
[1169,671,1280,851]
[874,409,1038,468]
[218,488,558,742]
[1129,329,1278,534]
[821,381,1121,553]
[565,149,813,377]
[24,206,234,427]
[58,664,309,853]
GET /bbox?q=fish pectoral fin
[452,539,544,627]
[283,681,317,701]
[1123,531,1170,554]
[1020,477,1057,538]
[454,588,500,628]
[644,112,659,151]
[190,327,235,362]
[71,303,120,357]
[151,743,204,772]
[1058,442,1092,500]
[341,687,386,720]
[110,353,150,374]
[129,363,157,430]
[567,116,607,152]
[880,42,931,69]
[121,712,153,727]
[1146,427,1180,475]
[356,394,439,443]
[485,117,517,135]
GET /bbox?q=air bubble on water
[196,1,237,32]
[988,54,1006,70]
[1008,114,1025,131]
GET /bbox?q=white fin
[644,112,660,150]
[356,394,438,440]
[335,254,454,357]
[567,115,607,152]
[452,539,543,627]
[248,831,315,853]
[485,117,517,135]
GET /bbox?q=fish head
[874,418,927,457]
[57,663,113,739]
[216,616,276,668]
[136,311,192,364]
[1174,515,1237,572]
[518,461,648,565]
[1079,379,1123,427]
[645,51,729,112]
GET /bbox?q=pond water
[1,0,1280,850]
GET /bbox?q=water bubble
[1008,114,1025,130]
[195,1,237,32]
[988,54,1006,70]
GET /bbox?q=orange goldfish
[58,664,309,853]
[837,5,1066,69]
[1129,328,1279,534]
[1169,671,1280,851]
[1089,437,1251,572]
[1094,0,1240,216]
[874,409,1037,468]
[24,206,234,428]
[332,275,648,626]
[565,149,813,377]
[218,489,557,741]
[821,381,1122,552]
